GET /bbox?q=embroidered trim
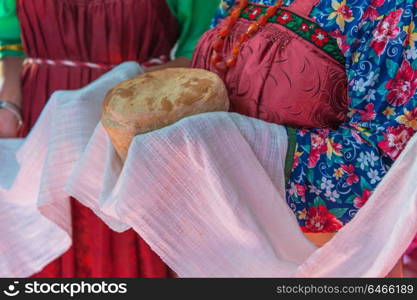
[236,3,345,65]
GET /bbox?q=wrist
[0,57,23,107]
[0,100,23,129]
[0,87,22,106]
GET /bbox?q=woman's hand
[0,56,23,138]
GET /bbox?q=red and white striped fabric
[24,55,169,70]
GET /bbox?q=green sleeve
[0,0,23,58]
[166,0,220,59]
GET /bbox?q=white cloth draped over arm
[0,62,143,277]
[0,61,416,277]
[67,113,317,277]
[67,112,417,278]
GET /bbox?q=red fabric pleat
[17,0,178,278]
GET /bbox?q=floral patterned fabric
[213,0,417,233]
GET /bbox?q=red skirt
[17,0,179,278]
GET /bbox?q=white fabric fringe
[0,62,416,278]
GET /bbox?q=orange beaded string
[211,0,284,73]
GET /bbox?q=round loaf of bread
[101,68,230,161]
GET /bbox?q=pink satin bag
[192,0,348,129]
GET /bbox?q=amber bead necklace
[211,0,284,72]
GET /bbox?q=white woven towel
[0,61,416,277]
[66,112,417,278]
[0,62,143,277]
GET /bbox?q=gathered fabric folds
[0,62,143,277]
[66,114,417,277]
[0,62,416,277]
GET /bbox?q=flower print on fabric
[327,0,354,31]
[209,0,417,232]
[288,0,417,232]
[386,60,417,106]
[248,6,262,19]
[301,205,343,233]
[370,8,403,56]
[363,0,385,21]
[211,0,295,27]
[277,11,293,24]
[312,28,330,46]
[378,125,415,160]
[353,190,372,209]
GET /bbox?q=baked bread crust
[101,68,230,161]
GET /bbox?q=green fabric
[166,0,219,59]
[284,127,297,185]
[0,0,23,58]
[0,47,24,58]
